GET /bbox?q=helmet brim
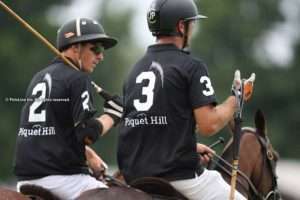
[69,34,118,50]
[96,37,118,50]
[185,14,207,21]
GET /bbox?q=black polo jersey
[117,44,217,183]
[14,58,96,181]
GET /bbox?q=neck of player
[156,36,186,49]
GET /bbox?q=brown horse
[0,110,280,200]
[0,179,153,200]
[0,187,29,200]
[213,109,281,200]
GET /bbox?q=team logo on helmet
[148,10,158,24]
[64,32,75,39]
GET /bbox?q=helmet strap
[78,44,83,70]
[182,21,190,49]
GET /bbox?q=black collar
[148,44,180,52]
[51,56,80,70]
[148,44,190,54]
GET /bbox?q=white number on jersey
[133,71,156,111]
[200,76,215,96]
[81,91,90,111]
[28,82,47,122]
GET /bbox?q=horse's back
[0,187,29,200]
[77,186,152,200]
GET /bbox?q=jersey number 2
[81,91,90,111]
[133,71,156,111]
[28,82,46,122]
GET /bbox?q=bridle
[212,128,281,200]
[254,129,281,200]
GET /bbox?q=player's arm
[71,75,119,144]
[194,96,237,136]
[97,95,123,136]
[95,114,114,136]
[75,100,123,145]
[194,70,255,136]
[74,96,123,145]
[188,61,229,136]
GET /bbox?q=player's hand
[197,143,215,165]
[231,70,256,102]
[103,95,123,125]
[88,154,108,180]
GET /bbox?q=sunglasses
[90,44,104,55]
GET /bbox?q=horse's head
[216,109,281,200]
[250,109,281,200]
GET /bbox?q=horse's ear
[255,109,266,137]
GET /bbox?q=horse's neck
[239,133,262,178]
[220,132,264,198]
[251,151,274,196]
[221,133,259,177]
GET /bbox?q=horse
[0,178,153,200]
[0,110,280,200]
[0,186,29,200]
[212,109,281,200]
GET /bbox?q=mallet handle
[0,1,77,71]
[0,1,109,98]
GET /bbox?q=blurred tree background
[0,0,299,183]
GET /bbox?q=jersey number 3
[200,76,214,96]
[133,71,156,111]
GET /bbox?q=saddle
[19,184,60,200]
[130,177,188,200]
[19,177,188,200]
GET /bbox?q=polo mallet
[0,1,113,100]
[229,76,245,200]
